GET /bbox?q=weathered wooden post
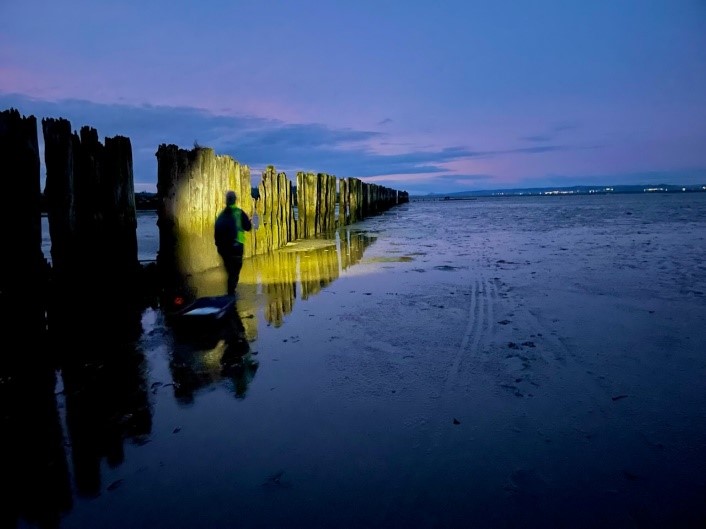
[296,171,317,239]
[320,173,337,233]
[0,108,47,340]
[42,120,142,340]
[42,118,79,283]
[337,177,348,227]
[256,165,296,255]
[156,145,254,297]
[351,177,363,222]
[103,134,138,282]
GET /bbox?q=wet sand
[8,193,706,528]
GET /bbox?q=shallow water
[10,193,706,528]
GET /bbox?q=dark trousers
[218,245,244,296]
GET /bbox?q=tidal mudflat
[8,193,706,529]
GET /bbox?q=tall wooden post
[257,165,296,255]
[0,108,47,341]
[296,171,317,239]
[42,118,77,278]
[42,119,141,341]
[156,145,253,283]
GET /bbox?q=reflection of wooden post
[300,239,340,299]
[0,108,46,337]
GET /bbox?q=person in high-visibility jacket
[214,190,252,295]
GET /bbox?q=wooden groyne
[0,109,144,347]
[155,145,408,279]
[0,107,408,343]
[43,119,139,282]
[41,118,142,338]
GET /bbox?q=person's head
[225,190,237,206]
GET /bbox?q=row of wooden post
[155,144,409,277]
[0,108,408,338]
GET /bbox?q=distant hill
[38,183,706,212]
[135,192,159,210]
[411,183,706,200]
[39,191,159,212]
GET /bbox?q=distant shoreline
[411,183,706,200]
[36,185,706,212]
[40,191,159,213]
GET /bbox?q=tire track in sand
[443,275,495,395]
[426,275,496,450]
[402,274,497,507]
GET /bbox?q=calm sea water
[40,193,706,263]
[16,192,706,529]
[41,210,160,263]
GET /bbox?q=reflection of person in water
[170,308,259,402]
[220,309,259,399]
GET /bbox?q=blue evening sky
[1,0,705,194]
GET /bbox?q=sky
[1,0,705,195]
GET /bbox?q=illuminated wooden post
[257,165,296,255]
[296,171,317,239]
[357,178,365,221]
[156,145,253,278]
[338,177,348,227]
[322,173,337,232]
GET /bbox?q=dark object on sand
[167,295,236,334]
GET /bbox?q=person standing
[214,190,252,296]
